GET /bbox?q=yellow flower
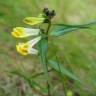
[16,43,28,55]
[16,36,41,55]
[11,27,40,38]
[23,17,45,25]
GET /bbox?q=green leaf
[54,20,96,28]
[38,37,53,93]
[50,26,79,36]
[48,60,81,83]
[38,37,49,79]
[51,20,96,37]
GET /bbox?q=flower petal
[16,43,28,55]
[11,27,40,38]
[28,36,41,47]
[23,17,44,25]
[28,48,38,55]
[16,36,41,55]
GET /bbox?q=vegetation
[0,0,96,96]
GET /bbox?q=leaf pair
[38,37,81,83]
[50,20,96,37]
[48,60,81,83]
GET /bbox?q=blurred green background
[0,0,96,96]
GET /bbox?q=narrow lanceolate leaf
[48,60,81,83]
[38,37,53,93]
[54,20,96,28]
[50,26,79,36]
[38,37,49,79]
[51,20,96,37]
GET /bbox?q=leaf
[38,37,53,92]
[48,60,81,83]
[50,20,96,37]
[50,26,79,36]
[38,37,49,79]
[54,20,96,28]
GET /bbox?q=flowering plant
[11,8,96,96]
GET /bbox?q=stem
[31,69,53,78]
[47,81,51,96]
[46,59,51,96]
[46,20,51,35]
[45,20,52,96]
[45,54,51,96]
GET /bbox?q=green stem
[46,20,51,35]
[45,20,52,96]
[31,69,53,78]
